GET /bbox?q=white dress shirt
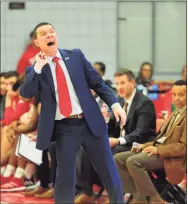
[119,89,136,145]
[34,50,121,120]
[34,50,83,120]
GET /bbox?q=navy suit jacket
[20,49,118,150]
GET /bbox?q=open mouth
[47,41,55,47]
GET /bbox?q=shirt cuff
[118,137,126,145]
[34,66,42,74]
[111,103,121,110]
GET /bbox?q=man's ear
[33,39,39,48]
[131,80,135,87]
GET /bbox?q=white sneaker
[25,181,40,191]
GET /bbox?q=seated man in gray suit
[114,80,186,204]
[75,69,157,203]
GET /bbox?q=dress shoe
[74,193,94,204]
[35,188,54,198]
[149,200,167,204]
[131,199,148,204]
[22,186,48,196]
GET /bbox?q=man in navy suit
[20,22,126,204]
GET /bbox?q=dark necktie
[120,101,129,136]
[53,57,72,117]
[124,101,129,115]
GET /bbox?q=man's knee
[114,153,126,169]
[126,156,137,170]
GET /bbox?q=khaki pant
[114,151,164,197]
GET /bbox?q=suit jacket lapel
[155,109,186,141]
[158,113,174,135]
[165,110,186,140]
[58,49,78,91]
[154,113,174,141]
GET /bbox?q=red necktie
[53,57,72,117]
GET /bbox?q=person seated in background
[114,80,186,204]
[136,61,153,88]
[1,102,39,191]
[4,71,19,92]
[181,64,187,81]
[75,69,156,204]
[16,31,40,75]
[1,80,33,127]
[93,61,113,89]
[1,80,34,163]
[0,71,19,119]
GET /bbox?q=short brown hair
[114,68,136,81]
[33,22,55,39]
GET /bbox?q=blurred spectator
[93,62,113,88]
[136,61,153,87]
[1,80,34,162]
[4,71,19,92]
[1,80,32,127]
[16,31,40,75]
[181,64,187,81]
[1,103,39,192]
[0,71,19,120]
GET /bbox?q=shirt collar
[47,49,62,63]
[124,89,136,106]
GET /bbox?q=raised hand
[34,51,48,71]
[113,105,126,128]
